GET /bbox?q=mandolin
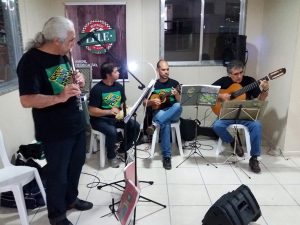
[211,68,286,116]
[150,85,180,110]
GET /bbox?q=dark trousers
[42,131,86,223]
[91,117,140,159]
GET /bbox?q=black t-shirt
[212,76,261,100]
[151,78,180,110]
[17,48,85,142]
[89,80,126,120]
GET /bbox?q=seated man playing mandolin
[89,62,140,168]
[143,59,182,170]
[212,60,269,173]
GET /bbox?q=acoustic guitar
[211,68,286,116]
[150,85,180,110]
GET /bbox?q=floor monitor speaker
[202,184,261,225]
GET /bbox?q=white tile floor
[2,139,300,225]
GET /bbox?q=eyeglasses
[231,70,244,76]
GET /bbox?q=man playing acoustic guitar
[143,59,182,170]
[212,60,269,173]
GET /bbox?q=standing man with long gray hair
[17,16,93,225]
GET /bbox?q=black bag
[18,143,44,159]
[179,118,201,141]
[16,143,47,178]
[0,143,46,209]
[0,180,46,209]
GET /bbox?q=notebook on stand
[219,100,268,121]
[180,84,221,106]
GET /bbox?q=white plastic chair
[87,128,124,168]
[0,130,46,225]
[216,124,251,158]
[150,121,183,158]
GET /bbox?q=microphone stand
[77,30,146,90]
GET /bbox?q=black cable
[81,172,124,192]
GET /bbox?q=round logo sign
[80,20,116,54]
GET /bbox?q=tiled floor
[2,139,300,225]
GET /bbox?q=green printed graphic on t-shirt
[46,63,72,94]
[102,91,122,109]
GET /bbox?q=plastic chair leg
[12,184,29,225]
[34,169,46,204]
[99,133,106,168]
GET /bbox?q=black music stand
[176,84,220,168]
[217,100,267,177]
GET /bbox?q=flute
[69,51,83,111]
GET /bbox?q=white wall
[0,91,35,166]
[282,1,300,153]
[1,0,299,162]
[258,0,300,152]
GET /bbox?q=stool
[216,124,251,158]
[150,121,183,158]
[87,128,123,168]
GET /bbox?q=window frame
[159,0,247,66]
[0,0,23,95]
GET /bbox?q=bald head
[156,59,170,81]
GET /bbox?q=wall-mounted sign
[79,20,116,54]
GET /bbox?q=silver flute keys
[69,52,83,111]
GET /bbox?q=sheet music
[181,84,220,106]
[124,79,156,123]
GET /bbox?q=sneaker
[230,141,244,157]
[116,152,126,162]
[116,142,127,153]
[67,198,93,211]
[163,157,172,170]
[146,125,156,136]
[109,157,120,168]
[249,156,261,173]
[51,218,73,225]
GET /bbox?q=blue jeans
[212,119,262,157]
[90,117,140,159]
[42,131,86,223]
[153,102,182,158]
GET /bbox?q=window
[160,0,246,66]
[0,0,23,94]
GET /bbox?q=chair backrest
[0,130,12,167]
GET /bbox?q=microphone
[77,31,97,45]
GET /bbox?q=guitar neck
[231,76,268,99]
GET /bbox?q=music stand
[100,80,166,224]
[217,100,267,177]
[176,84,220,168]
[219,100,267,121]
